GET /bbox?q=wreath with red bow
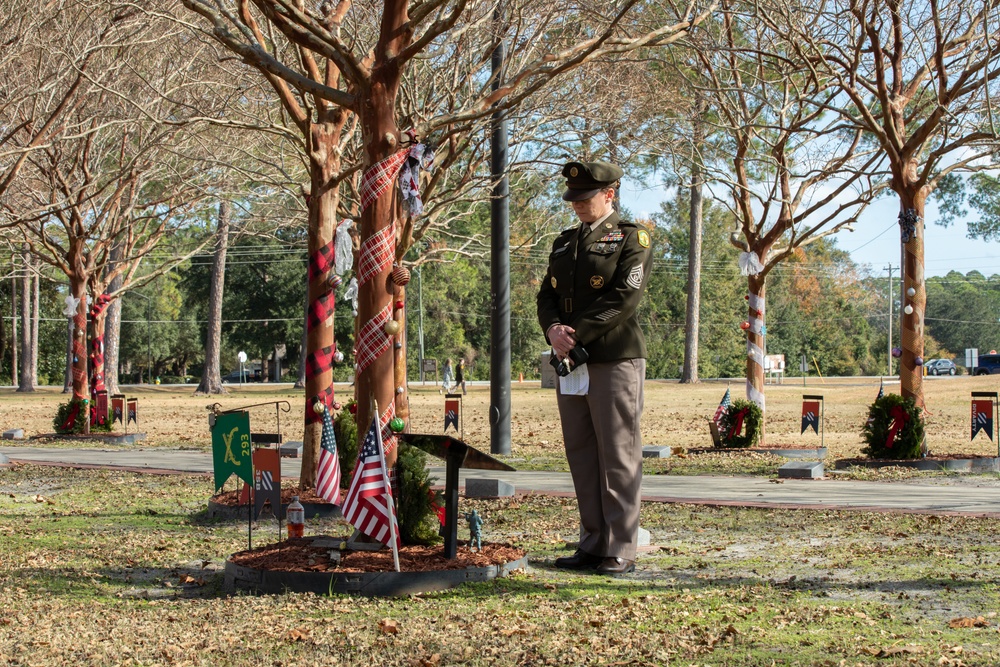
[861,393,924,459]
[718,399,763,448]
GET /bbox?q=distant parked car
[925,358,957,376]
[973,354,1000,376]
[222,369,259,383]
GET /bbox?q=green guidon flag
[211,411,253,491]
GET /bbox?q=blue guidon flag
[801,400,820,435]
[972,399,993,441]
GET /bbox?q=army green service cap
[562,160,625,201]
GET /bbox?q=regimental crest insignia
[590,275,605,288]
[637,230,650,248]
[626,265,644,289]
[570,167,579,177]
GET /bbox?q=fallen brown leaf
[378,618,399,635]
[948,617,989,629]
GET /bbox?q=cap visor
[562,188,601,202]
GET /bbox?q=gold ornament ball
[313,401,325,414]
[384,320,401,335]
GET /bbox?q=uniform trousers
[556,358,645,560]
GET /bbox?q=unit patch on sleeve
[637,229,650,248]
[626,265,644,289]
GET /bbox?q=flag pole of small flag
[342,398,400,571]
[315,404,341,505]
[712,387,731,427]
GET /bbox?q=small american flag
[342,413,400,548]
[876,382,884,400]
[712,388,732,426]
[315,406,341,505]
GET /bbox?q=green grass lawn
[3,463,1000,666]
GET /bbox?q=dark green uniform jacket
[536,212,652,363]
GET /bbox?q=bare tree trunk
[11,267,18,387]
[63,316,72,393]
[195,200,230,395]
[294,290,307,389]
[681,157,704,384]
[746,274,767,445]
[0,269,6,381]
[104,245,123,395]
[17,247,34,392]
[30,266,38,385]
[897,194,926,409]
[69,240,90,433]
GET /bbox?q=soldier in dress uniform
[537,160,652,575]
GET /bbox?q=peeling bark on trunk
[897,193,926,408]
[17,248,34,392]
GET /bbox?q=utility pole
[885,264,895,376]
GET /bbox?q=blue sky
[623,180,1000,279]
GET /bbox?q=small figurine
[464,509,483,551]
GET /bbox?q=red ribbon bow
[728,408,749,439]
[885,405,910,448]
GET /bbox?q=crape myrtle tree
[0,6,223,431]
[179,0,714,484]
[684,4,887,443]
[759,0,1000,409]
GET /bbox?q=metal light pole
[489,4,511,455]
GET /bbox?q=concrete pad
[778,461,824,479]
[280,441,303,458]
[0,452,8,465]
[637,526,650,547]
[642,445,671,459]
[2,429,24,440]
[102,433,146,445]
[465,478,515,498]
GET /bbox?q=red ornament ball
[740,321,750,330]
[348,403,358,415]
[395,300,405,309]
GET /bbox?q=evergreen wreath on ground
[861,393,924,459]
[53,399,112,434]
[718,398,763,448]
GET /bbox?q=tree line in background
[1,187,995,387]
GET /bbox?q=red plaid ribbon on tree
[355,303,393,375]
[360,150,410,212]
[358,222,396,287]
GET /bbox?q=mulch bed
[229,538,525,573]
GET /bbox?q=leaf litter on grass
[4,464,1000,665]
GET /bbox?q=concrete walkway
[4,446,1000,517]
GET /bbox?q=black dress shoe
[554,549,603,570]
[596,557,635,575]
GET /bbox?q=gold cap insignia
[550,276,557,288]
[590,275,605,288]
[569,167,579,177]
[638,230,650,248]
